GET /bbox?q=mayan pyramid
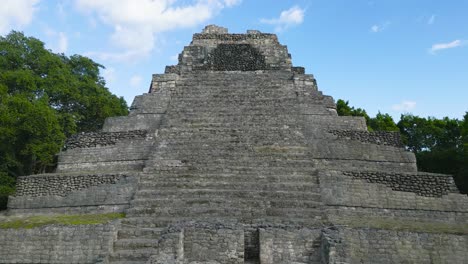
[1,25,467,264]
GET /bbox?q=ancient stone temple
[1,25,467,263]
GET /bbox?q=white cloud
[56,1,66,21]
[428,15,436,25]
[223,0,242,7]
[129,75,143,88]
[392,101,416,112]
[370,21,390,33]
[74,0,240,62]
[260,6,305,32]
[429,40,464,54]
[57,32,68,53]
[42,27,68,53]
[102,67,116,85]
[0,0,40,34]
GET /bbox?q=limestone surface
[1,25,467,264]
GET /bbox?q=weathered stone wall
[57,138,154,172]
[328,130,402,147]
[259,228,322,264]
[102,114,164,132]
[0,223,117,263]
[304,115,367,131]
[65,130,147,149]
[309,140,417,172]
[200,44,267,71]
[173,25,292,73]
[340,227,468,264]
[183,227,244,264]
[320,170,468,212]
[8,173,138,211]
[342,171,459,197]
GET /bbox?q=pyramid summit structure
[1,25,467,264]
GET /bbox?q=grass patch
[0,212,125,229]
[334,217,468,235]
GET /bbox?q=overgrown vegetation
[0,31,129,209]
[0,213,125,229]
[337,99,468,193]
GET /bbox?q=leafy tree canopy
[336,99,398,132]
[0,31,129,207]
[336,99,467,193]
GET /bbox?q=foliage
[336,99,370,124]
[337,99,467,193]
[398,114,467,193]
[0,31,129,209]
[336,99,398,132]
[0,213,125,229]
[0,172,15,210]
[368,112,399,132]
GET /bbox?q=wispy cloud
[42,26,68,53]
[74,0,241,62]
[0,0,40,34]
[429,40,465,54]
[370,21,390,33]
[102,67,116,86]
[223,0,242,7]
[428,14,436,25]
[260,6,305,32]
[56,1,67,21]
[57,32,68,53]
[129,75,143,88]
[392,101,416,112]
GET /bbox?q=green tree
[336,99,467,193]
[336,99,399,132]
[455,112,468,193]
[0,31,129,209]
[397,114,466,193]
[336,99,370,121]
[368,112,399,132]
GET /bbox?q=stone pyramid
[1,25,467,264]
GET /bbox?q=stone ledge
[329,129,402,147]
[65,130,147,149]
[343,171,459,197]
[14,173,131,197]
[193,33,278,41]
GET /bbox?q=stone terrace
[1,25,467,264]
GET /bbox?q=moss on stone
[334,217,468,235]
[0,212,125,229]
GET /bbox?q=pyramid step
[136,182,319,192]
[130,198,322,209]
[125,206,322,219]
[108,248,157,262]
[121,216,322,228]
[138,172,318,183]
[144,164,317,173]
[117,227,165,239]
[133,189,321,200]
[114,239,160,251]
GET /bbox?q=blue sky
[1,0,467,120]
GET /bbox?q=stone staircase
[108,71,326,263]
